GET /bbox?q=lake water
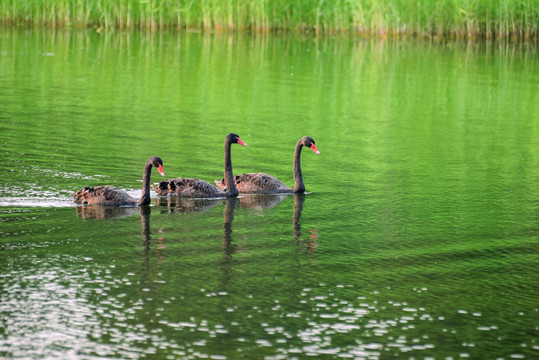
[1,29,538,359]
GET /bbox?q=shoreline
[2,0,537,40]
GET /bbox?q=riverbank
[1,0,538,39]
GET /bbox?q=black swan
[215,136,319,194]
[74,156,165,206]
[154,133,247,198]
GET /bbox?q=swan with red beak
[215,136,320,194]
[154,133,247,198]
[74,156,165,206]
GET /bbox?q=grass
[1,0,538,38]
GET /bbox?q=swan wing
[233,173,292,194]
[74,185,136,205]
[174,178,224,198]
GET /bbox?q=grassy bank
[1,0,538,38]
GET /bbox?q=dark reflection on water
[291,194,318,257]
[222,197,237,251]
[75,205,139,219]
[0,194,538,359]
[140,206,152,249]
[236,194,288,210]
[155,197,221,213]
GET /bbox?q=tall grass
[1,0,538,38]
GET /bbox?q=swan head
[149,156,165,177]
[227,133,248,146]
[73,189,87,204]
[153,180,171,196]
[168,179,177,192]
[73,186,93,204]
[302,136,320,154]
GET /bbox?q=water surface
[1,29,538,359]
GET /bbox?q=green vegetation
[1,0,538,38]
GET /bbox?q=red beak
[157,164,165,177]
[237,138,248,146]
[310,144,320,154]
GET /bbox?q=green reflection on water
[0,29,538,359]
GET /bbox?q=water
[1,29,539,359]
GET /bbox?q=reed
[1,0,538,38]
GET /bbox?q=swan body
[155,133,247,198]
[216,173,292,194]
[215,136,319,194]
[166,178,229,198]
[74,185,139,206]
[74,156,165,206]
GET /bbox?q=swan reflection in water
[235,194,288,210]
[75,205,139,219]
[154,196,240,258]
[136,206,170,266]
[222,194,293,255]
[75,193,317,258]
[219,194,317,295]
[139,206,151,248]
[222,194,317,255]
[291,194,318,257]
[222,197,238,252]
[154,196,221,213]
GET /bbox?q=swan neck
[293,140,305,193]
[138,161,153,205]
[224,138,238,197]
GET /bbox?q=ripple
[0,185,75,207]
[0,196,75,207]
[0,254,178,359]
